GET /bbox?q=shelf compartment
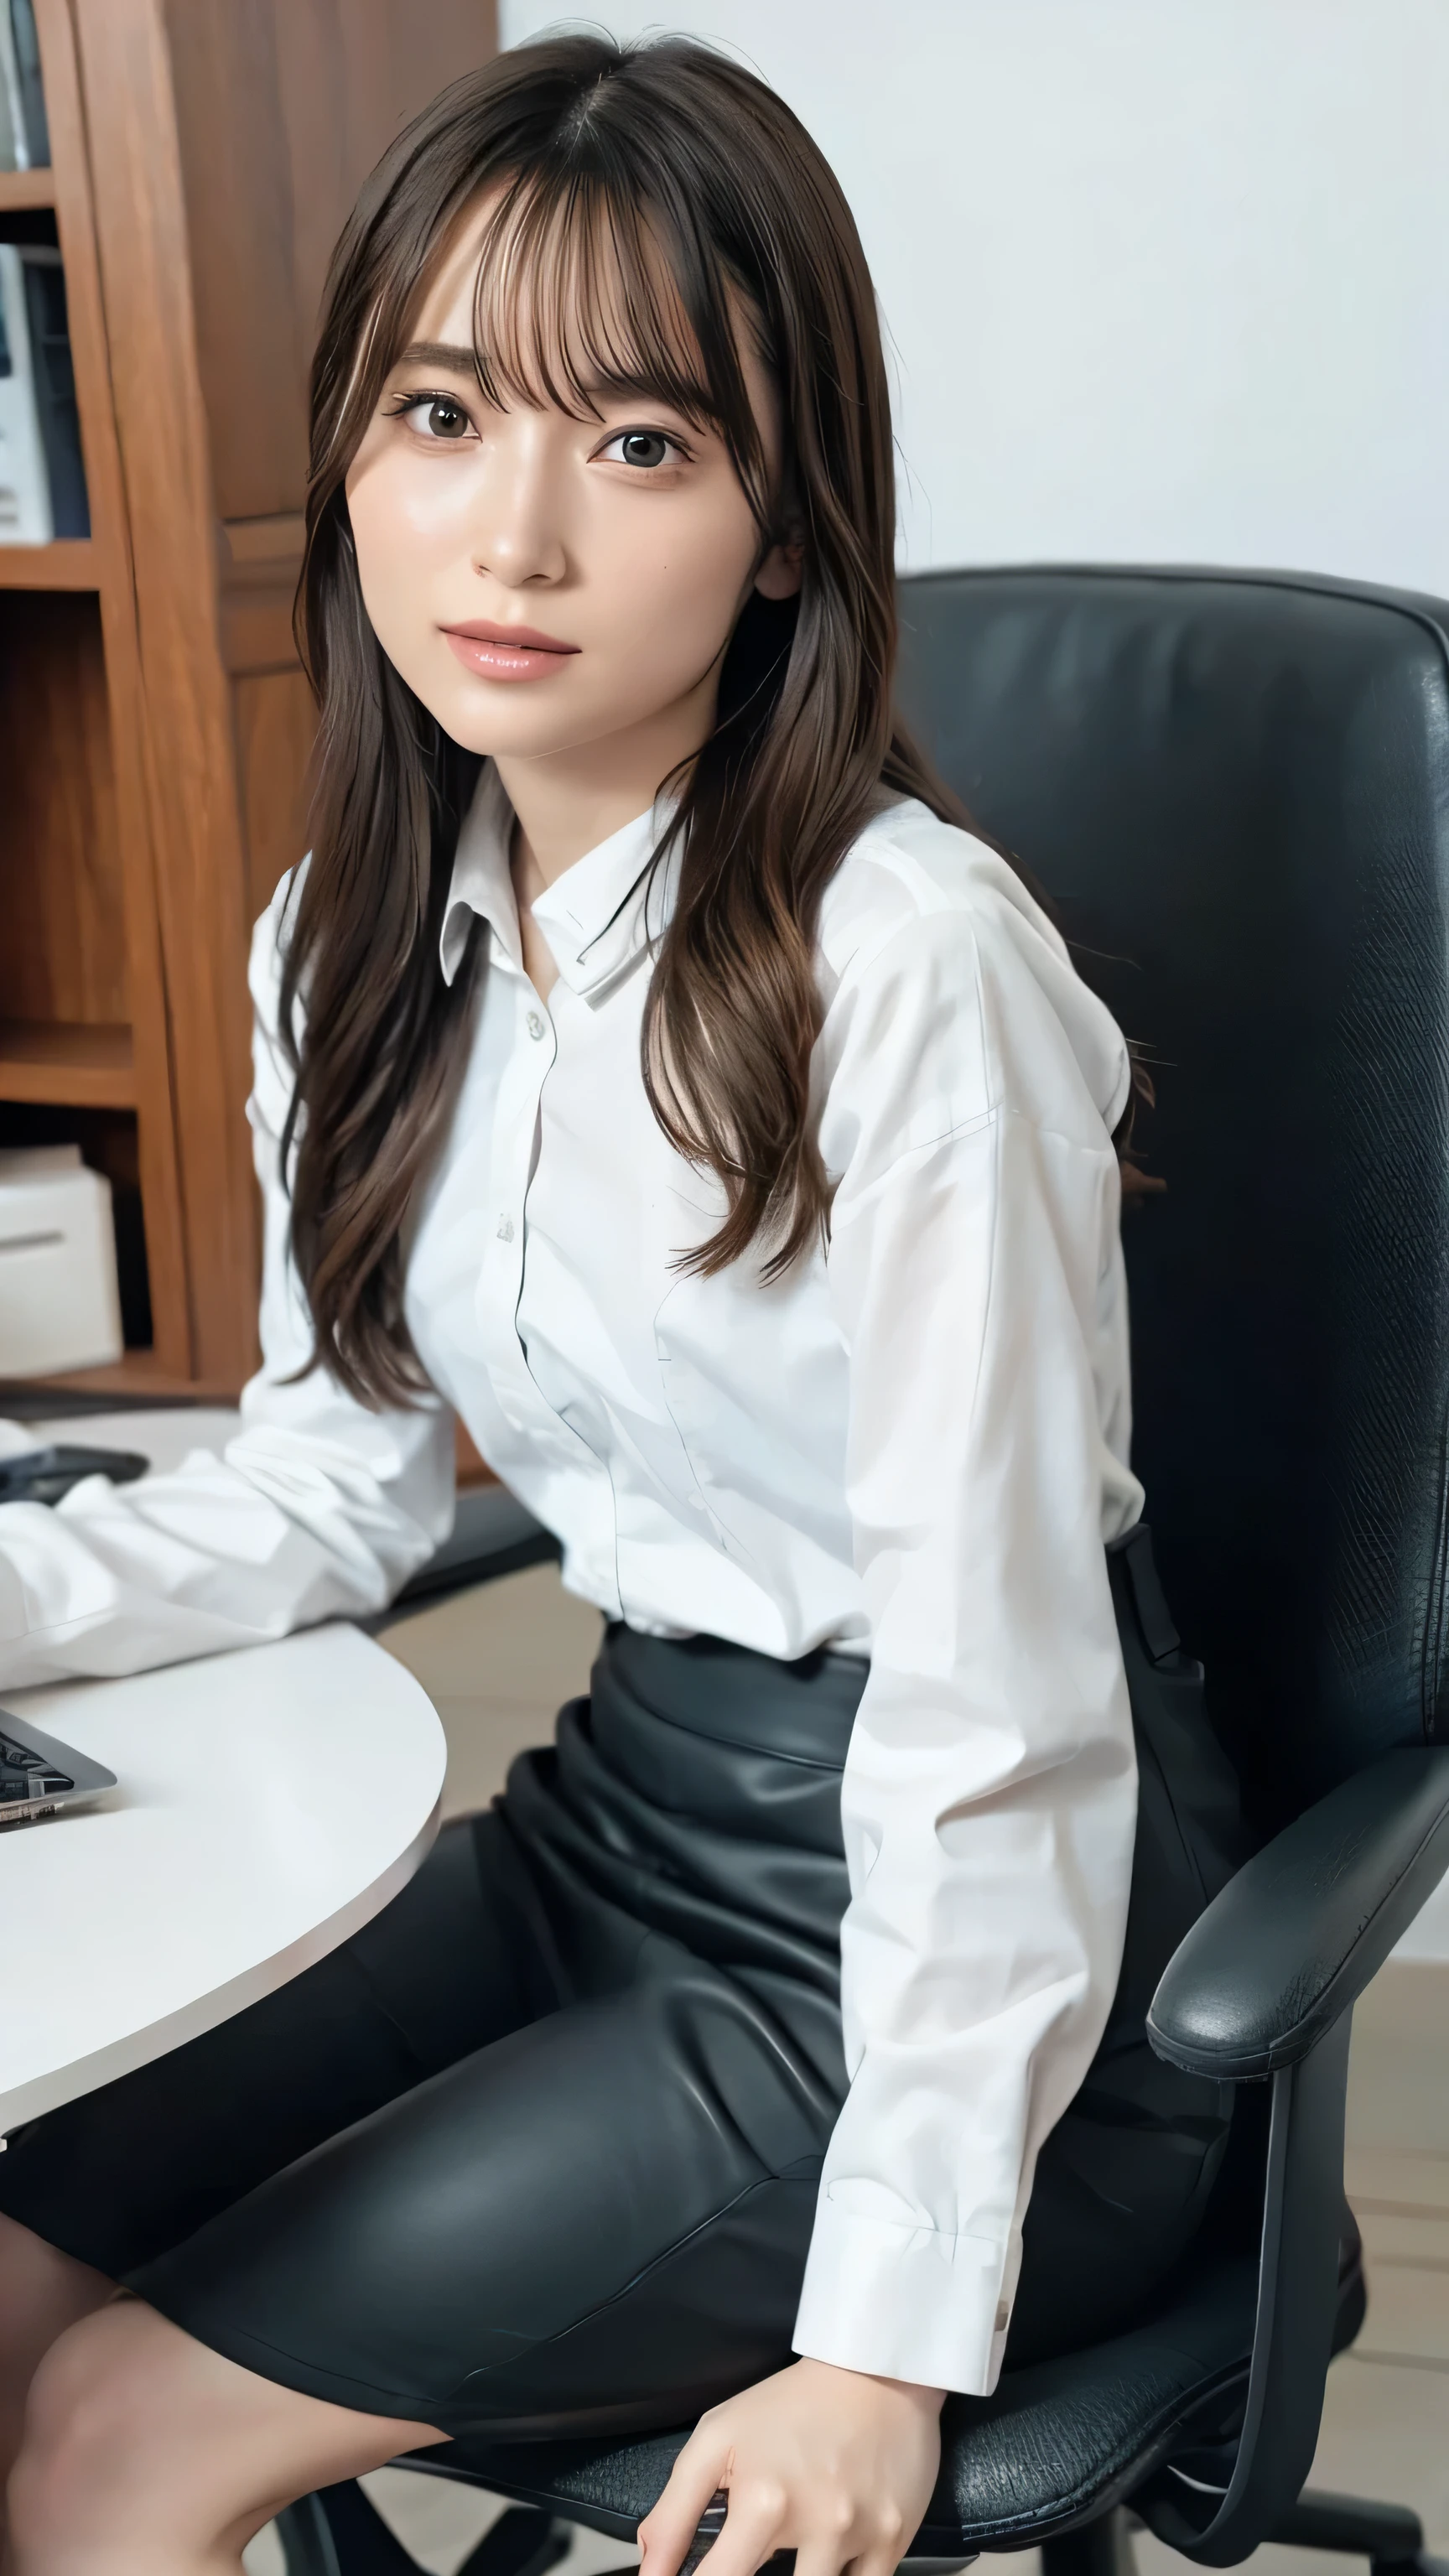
[0,539,98,589]
[0,168,56,214]
[0,1020,134,1107]
[0,1349,244,1405]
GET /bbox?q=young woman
[0,35,1235,2576]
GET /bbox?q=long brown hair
[286,34,1006,1405]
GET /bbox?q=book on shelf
[0,240,49,539]
[18,248,86,533]
[0,242,87,541]
[0,0,48,170]
[0,29,15,173]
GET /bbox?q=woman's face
[345,201,799,770]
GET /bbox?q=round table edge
[0,1794,443,2134]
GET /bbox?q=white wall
[500,0,1449,1961]
[500,0,1449,596]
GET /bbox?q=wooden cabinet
[0,0,497,1400]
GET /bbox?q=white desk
[0,1623,445,2130]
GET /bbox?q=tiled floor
[247,1565,1449,2576]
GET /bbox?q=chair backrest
[897,567,1449,1831]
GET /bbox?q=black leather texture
[1149,1744,1449,2077]
[508,1580,1242,2371]
[898,569,1449,1836]
[424,2255,1258,2553]
[1007,1530,1244,2361]
[0,1592,1239,2439]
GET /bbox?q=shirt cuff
[791,2193,1018,2397]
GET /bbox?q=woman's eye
[408,396,472,441]
[603,430,676,470]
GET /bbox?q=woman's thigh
[130,1947,837,2439]
[0,1811,557,2280]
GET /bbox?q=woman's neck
[492,668,718,891]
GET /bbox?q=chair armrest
[1147,1745,1449,2080]
[365,1487,558,1631]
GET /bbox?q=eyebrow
[390,340,710,428]
[395,340,479,374]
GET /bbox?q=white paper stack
[0,1145,123,1376]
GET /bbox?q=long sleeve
[791,891,1142,2397]
[0,879,454,1690]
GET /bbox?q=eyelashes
[388,391,474,440]
[385,390,693,469]
[595,428,688,471]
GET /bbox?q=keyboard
[0,1727,74,1806]
[0,1710,117,1826]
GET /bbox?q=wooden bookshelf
[0,1352,243,1405]
[1,1,498,1400]
[0,539,98,589]
[0,1019,133,1107]
[0,167,55,211]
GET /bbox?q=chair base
[275,2484,572,2576]
[274,2475,1449,2576]
[272,2479,976,2576]
[1270,2487,1449,2576]
[1041,2506,1139,2576]
[269,2485,1140,2576]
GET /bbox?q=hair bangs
[466,169,771,527]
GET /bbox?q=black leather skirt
[0,1529,1239,2433]
[503,1523,1246,2368]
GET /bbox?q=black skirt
[0,1530,1240,2436]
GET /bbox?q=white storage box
[0,1145,123,1376]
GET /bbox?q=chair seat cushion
[407,2257,1257,2553]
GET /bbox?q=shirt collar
[439,761,680,1001]
[439,763,518,984]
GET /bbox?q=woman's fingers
[638,2439,734,2576]
[690,2483,792,2576]
[794,2521,911,2576]
[677,2490,731,2576]
[849,2547,917,2576]
[640,2360,939,2576]
[792,2542,858,2576]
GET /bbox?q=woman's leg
[0,1815,559,2561]
[0,1819,552,2298]
[8,2296,445,2576]
[0,2216,114,2488]
[5,1948,836,2573]
[111,1950,837,2441]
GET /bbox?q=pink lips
[442,620,581,683]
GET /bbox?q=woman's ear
[755,538,803,602]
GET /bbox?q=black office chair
[278,568,1449,2576]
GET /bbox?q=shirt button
[496,1216,515,1243]
[526,1010,546,1041]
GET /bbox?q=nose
[470,409,567,590]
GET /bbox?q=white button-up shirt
[0,769,1143,2397]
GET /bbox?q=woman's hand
[637,2357,944,2576]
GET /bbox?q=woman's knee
[8,2294,445,2565]
[8,2301,203,2555]
[0,2215,114,2480]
